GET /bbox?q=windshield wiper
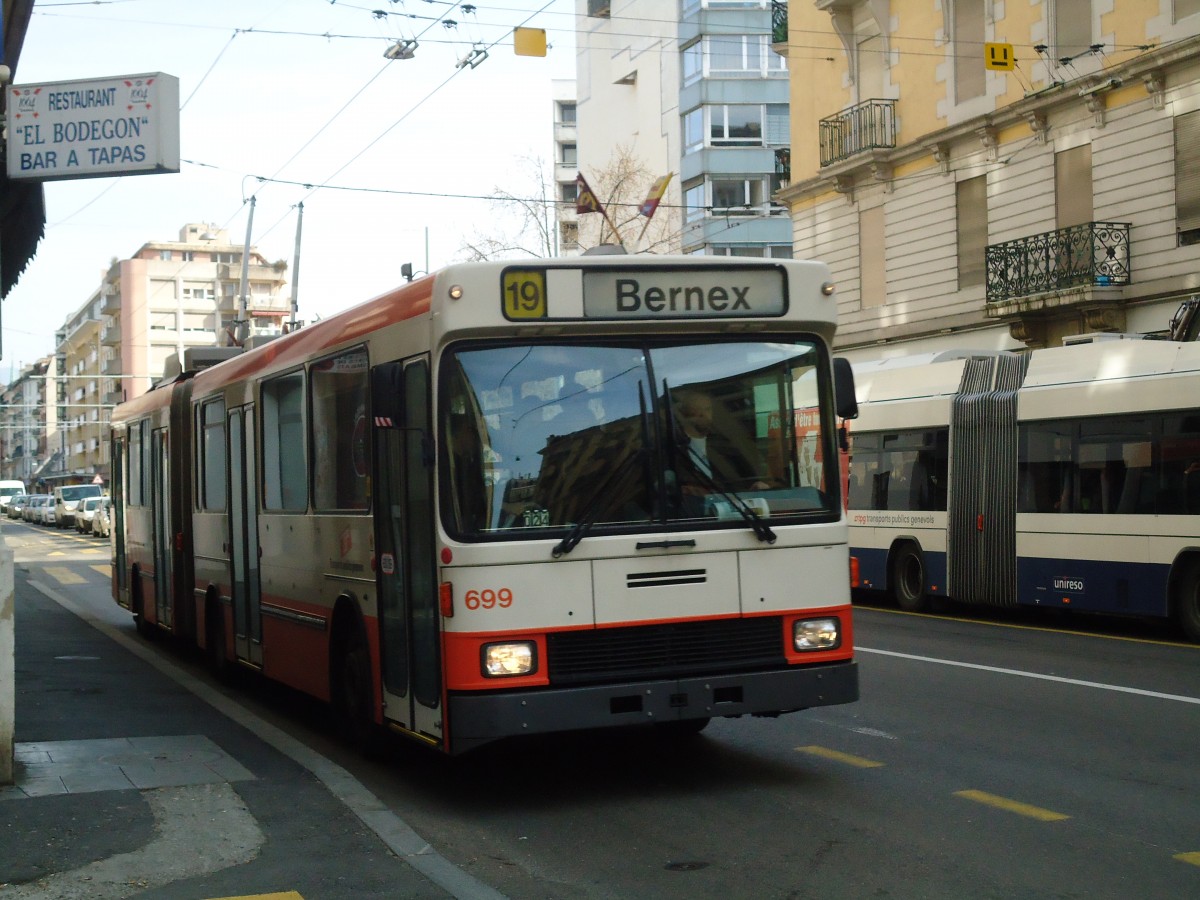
[679,443,777,544]
[552,447,650,558]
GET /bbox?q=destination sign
[582,267,786,319]
[7,72,180,181]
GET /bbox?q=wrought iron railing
[985,222,1131,304]
[819,99,896,167]
[771,1,788,45]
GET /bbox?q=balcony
[819,99,896,167]
[985,222,1131,305]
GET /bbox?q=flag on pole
[638,173,673,218]
[575,173,605,215]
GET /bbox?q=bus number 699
[464,588,514,610]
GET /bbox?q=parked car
[75,496,103,533]
[6,494,29,519]
[37,495,56,526]
[92,497,112,538]
[23,495,50,524]
[54,484,103,529]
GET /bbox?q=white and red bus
[111,254,860,754]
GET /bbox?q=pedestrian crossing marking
[44,566,86,586]
[91,564,111,577]
[954,789,1069,821]
[206,892,304,899]
[1176,851,1200,866]
[795,745,885,768]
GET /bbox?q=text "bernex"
[616,278,752,313]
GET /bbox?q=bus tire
[132,575,156,639]
[207,598,233,682]
[1173,557,1200,643]
[332,624,385,757]
[890,543,928,613]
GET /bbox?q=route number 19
[503,270,547,319]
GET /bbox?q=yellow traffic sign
[985,42,1015,71]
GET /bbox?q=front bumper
[447,660,858,754]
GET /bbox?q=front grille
[547,616,785,686]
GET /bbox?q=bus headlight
[794,618,841,651]
[482,641,536,677]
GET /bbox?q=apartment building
[99,222,291,401]
[0,357,56,486]
[553,79,582,255]
[578,0,791,256]
[55,293,108,483]
[776,1,1200,357]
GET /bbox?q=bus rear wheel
[890,544,928,613]
[332,626,385,757]
[1174,557,1200,643]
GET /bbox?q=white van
[53,484,103,529]
[0,480,27,511]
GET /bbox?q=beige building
[55,293,108,483]
[99,222,291,402]
[776,1,1200,358]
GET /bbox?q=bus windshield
[440,338,837,539]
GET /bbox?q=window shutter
[1175,111,1200,235]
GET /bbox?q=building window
[953,0,985,102]
[682,40,702,85]
[709,105,763,146]
[560,222,579,248]
[561,142,577,165]
[684,181,706,222]
[1176,111,1200,245]
[214,252,241,265]
[557,101,576,125]
[158,250,172,261]
[1054,0,1093,62]
[1055,145,1093,229]
[1178,0,1200,21]
[683,107,704,153]
[711,178,767,215]
[957,175,988,289]
[150,312,176,331]
[860,206,886,308]
[181,251,195,261]
[708,35,763,76]
[181,284,214,301]
[560,181,578,204]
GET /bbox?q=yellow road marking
[206,893,304,900]
[90,564,111,577]
[43,566,86,586]
[1175,851,1200,867]
[954,789,1070,821]
[796,745,885,768]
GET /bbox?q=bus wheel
[207,600,232,681]
[890,544,928,613]
[1174,558,1200,643]
[332,627,385,757]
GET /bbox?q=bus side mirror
[833,357,858,421]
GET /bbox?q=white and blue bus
[848,338,1200,641]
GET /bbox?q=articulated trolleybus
[848,338,1200,640]
[111,255,859,754]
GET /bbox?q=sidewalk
[0,562,479,899]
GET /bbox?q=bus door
[371,357,441,743]
[228,406,264,667]
[150,427,172,629]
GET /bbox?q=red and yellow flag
[638,172,673,218]
[575,173,605,215]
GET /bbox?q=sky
[3,0,577,372]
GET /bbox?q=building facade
[0,357,56,486]
[776,1,1200,358]
[98,223,291,401]
[55,293,108,483]
[578,0,791,256]
[553,79,582,255]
